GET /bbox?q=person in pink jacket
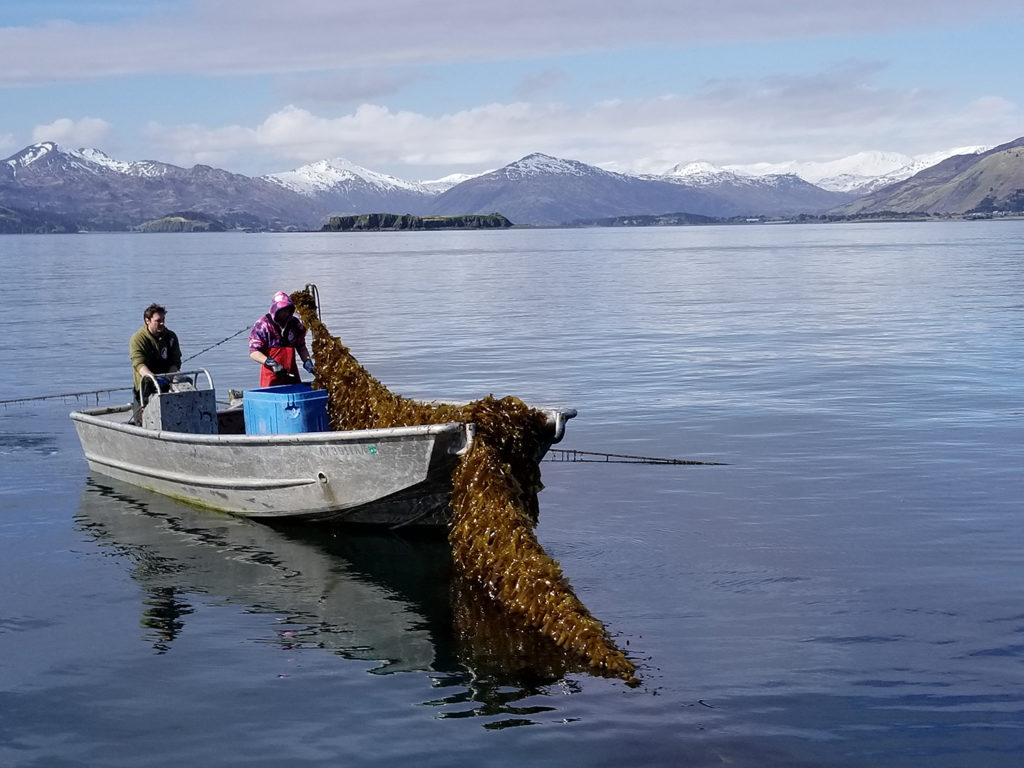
[248,291,314,386]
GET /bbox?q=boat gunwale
[70,403,468,446]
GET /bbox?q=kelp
[291,290,637,684]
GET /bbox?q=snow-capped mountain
[264,159,486,197]
[1,142,317,230]
[499,153,613,180]
[428,152,848,226]
[263,157,436,216]
[264,157,434,196]
[646,160,852,216]
[3,142,173,180]
[832,137,1024,216]
[427,152,684,226]
[2,138,1019,231]
[74,147,172,178]
[659,161,746,185]
[723,146,989,193]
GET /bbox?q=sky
[1,0,1022,181]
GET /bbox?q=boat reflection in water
[76,477,586,725]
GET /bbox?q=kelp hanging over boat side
[290,290,637,684]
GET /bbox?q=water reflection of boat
[76,477,453,673]
[77,477,588,724]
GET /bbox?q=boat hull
[70,402,573,526]
[72,404,473,524]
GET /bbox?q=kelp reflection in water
[292,290,637,685]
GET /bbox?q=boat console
[141,369,218,434]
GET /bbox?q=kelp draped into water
[291,290,636,684]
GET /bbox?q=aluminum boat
[70,370,575,527]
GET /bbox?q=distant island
[131,210,298,233]
[321,212,513,231]
[134,211,227,233]
[570,212,720,227]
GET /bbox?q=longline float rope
[0,327,250,406]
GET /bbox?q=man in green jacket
[129,303,182,423]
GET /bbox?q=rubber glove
[155,376,171,391]
[303,358,315,374]
[263,358,285,374]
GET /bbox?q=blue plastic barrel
[242,384,328,435]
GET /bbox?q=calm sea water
[1,223,1022,767]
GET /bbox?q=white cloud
[9,4,1017,178]
[137,64,1022,179]
[32,117,113,148]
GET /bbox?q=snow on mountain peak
[666,161,725,177]
[4,140,1001,204]
[4,142,170,178]
[504,153,607,179]
[724,146,991,192]
[6,141,58,169]
[73,147,138,174]
[725,151,914,189]
[660,160,748,185]
[264,157,433,196]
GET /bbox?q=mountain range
[831,137,1024,216]
[2,137,1023,233]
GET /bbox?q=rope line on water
[0,386,132,405]
[3,316,724,473]
[0,327,250,405]
[545,448,726,465]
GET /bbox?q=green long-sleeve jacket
[129,325,181,391]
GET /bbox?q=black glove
[263,358,285,375]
